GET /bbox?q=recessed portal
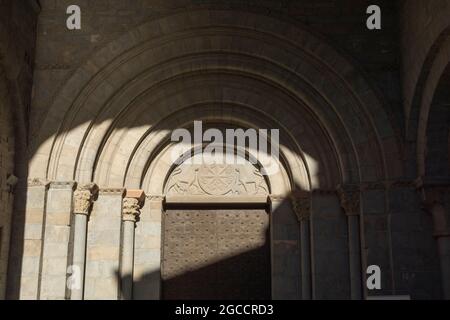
[162,208,271,300]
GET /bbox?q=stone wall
[0,65,14,300]
[400,0,450,123]
[3,0,448,300]
[31,0,402,143]
[0,0,40,299]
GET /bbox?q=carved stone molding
[146,195,165,202]
[360,180,418,191]
[290,190,311,222]
[99,188,126,197]
[49,181,77,190]
[165,163,269,197]
[269,194,286,202]
[73,183,99,215]
[336,184,360,216]
[27,178,50,188]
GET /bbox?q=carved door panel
[162,209,271,300]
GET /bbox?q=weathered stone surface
[1,0,449,301]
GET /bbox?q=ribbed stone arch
[405,29,450,177]
[88,78,337,190]
[29,9,398,188]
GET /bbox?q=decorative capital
[290,190,311,222]
[336,184,360,216]
[73,183,99,216]
[415,177,449,212]
[123,190,145,222]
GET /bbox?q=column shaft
[347,214,362,299]
[70,183,98,300]
[71,214,88,300]
[121,220,135,300]
[437,236,450,299]
[291,191,312,300]
[120,190,145,300]
[300,220,312,299]
[337,184,363,300]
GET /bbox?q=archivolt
[29,9,398,190]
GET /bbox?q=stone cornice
[99,188,126,197]
[125,190,146,205]
[27,178,50,188]
[49,181,77,190]
[146,195,165,201]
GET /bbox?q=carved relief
[122,198,141,222]
[165,163,269,196]
[336,184,360,216]
[290,190,311,222]
[73,183,99,215]
[27,178,50,188]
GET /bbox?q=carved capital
[122,190,145,222]
[416,177,449,212]
[73,183,99,216]
[123,198,141,222]
[337,184,360,216]
[290,190,311,222]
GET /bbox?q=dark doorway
[162,208,271,300]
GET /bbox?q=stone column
[84,188,125,300]
[71,183,98,300]
[337,184,362,300]
[15,178,49,299]
[120,190,145,300]
[291,190,312,300]
[133,195,164,300]
[40,181,77,300]
[420,185,450,299]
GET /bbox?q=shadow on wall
[122,199,280,300]
[115,205,291,300]
[5,8,408,300]
[117,245,272,301]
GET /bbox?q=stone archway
[10,9,400,300]
[161,155,273,300]
[138,132,302,300]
